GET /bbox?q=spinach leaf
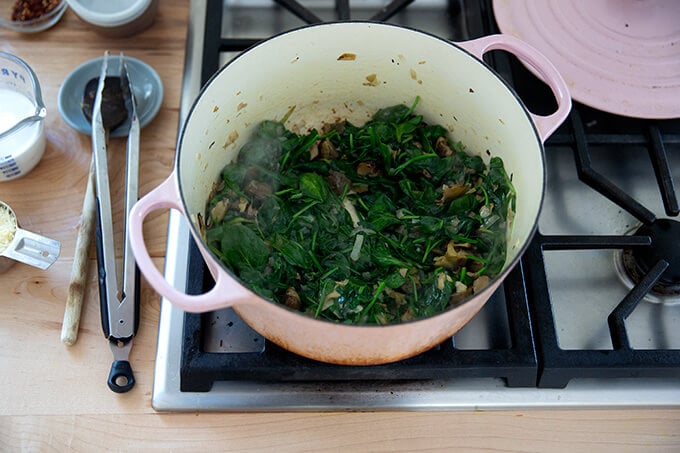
[270,233,313,270]
[416,269,455,318]
[298,172,328,201]
[205,98,515,325]
[207,223,269,273]
[372,103,411,123]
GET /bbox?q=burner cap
[622,218,680,296]
[635,219,680,284]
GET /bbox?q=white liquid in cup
[0,88,46,181]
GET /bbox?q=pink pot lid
[492,0,680,119]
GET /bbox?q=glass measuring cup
[0,52,47,182]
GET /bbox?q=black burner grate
[470,0,680,389]
[524,109,680,388]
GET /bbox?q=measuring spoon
[0,200,60,273]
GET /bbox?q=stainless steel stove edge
[152,212,680,412]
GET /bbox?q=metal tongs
[91,52,140,393]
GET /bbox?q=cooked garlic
[0,204,17,253]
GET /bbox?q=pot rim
[175,20,547,327]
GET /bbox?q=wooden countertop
[1,2,679,451]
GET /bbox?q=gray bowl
[58,55,163,137]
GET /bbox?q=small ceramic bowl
[57,54,163,137]
[0,0,68,33]
[66,0,157,37]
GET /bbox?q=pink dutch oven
[129,22,571,365]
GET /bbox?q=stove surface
[152,0,680,411]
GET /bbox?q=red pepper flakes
[11,0,61,22]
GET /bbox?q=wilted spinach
[205,98,516,324]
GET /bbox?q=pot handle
[128,173,253,313]
[457,34,571,142]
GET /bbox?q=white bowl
[66,0,158,37]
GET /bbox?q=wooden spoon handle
[61,157,97,346]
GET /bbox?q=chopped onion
[479,203,494,218]
[342,198,360,227]
[344,197,367,261]
[483,214,501,229]
[350,233,365,261]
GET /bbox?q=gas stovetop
[151,0,680,411]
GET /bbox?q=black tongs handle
[108,359,135,393]
[94,205,137,394]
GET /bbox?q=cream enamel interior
[178,23,544,278]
